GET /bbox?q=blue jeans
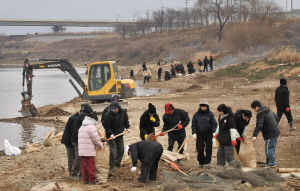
[265,136,278,166]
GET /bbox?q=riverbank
[0,64,299,190]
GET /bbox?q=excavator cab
[83,61,136,102]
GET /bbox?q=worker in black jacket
[61,111,79,178]
[233,110,252,153]
[275,78,295,131]
[139,103,160,140]
[191,99,217,168]
[101,94,120,124]
[126,140,163,187]
[70,103,93,179]
[251,101,280,168]
[160,103,190,164]
[214,104,238,166]
[203,56,209,72]
[158,66,162,81]
[102,101,130,171]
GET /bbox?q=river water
[0,66,169,151]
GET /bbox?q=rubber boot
[289,122,296,131]
[132,182,145,187]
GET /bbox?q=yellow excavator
[21,58,136,117]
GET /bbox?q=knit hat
[80,103,93,113]
[280,78,287,85]
[199,99,209,107]
[165,103,174,114]
[148,103,156,114]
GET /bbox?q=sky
[0,0,299,35]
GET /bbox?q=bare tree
[208,0,239,40]
[152,10,164,33]
[136,18,152,35]
[165,8,178,32]
[247,0,282,24]
[116,23,129,40]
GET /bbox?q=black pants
[277,108,293,123]
[144,76,150,84]
[139,145,163,183]
[203,64,208,72]
[158,73,161,80]
[130,74,135,80]
[196,132,213,165]
[168,138,185,154]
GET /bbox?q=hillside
[1,18,300,68]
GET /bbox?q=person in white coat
[78,113,103,185]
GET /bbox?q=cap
[165,103,174,114]
[110,101,119,111]
[199,99,209,106]
[111,94,120,102]
[280,78,287,85]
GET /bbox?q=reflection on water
[135,81,170,96]
[0,122,50,151]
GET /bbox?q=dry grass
[2,18,300,67]
[274,46,300,63]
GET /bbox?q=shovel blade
[21,103,39,117]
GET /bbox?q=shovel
[106,130,130,141]
[155,121,181,137]
[162,158,189,176]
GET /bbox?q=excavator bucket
[21,102,39,117]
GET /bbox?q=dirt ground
[0,66,300,191]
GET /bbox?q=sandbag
[173,140,190,160]
[4,139,21,155]
[26,141,40,153]
[95,145,110,183]
[43,127,55,146]
[234,147,240,161]
[161,150,185,162]
[239,139,257,168]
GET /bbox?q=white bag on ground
[4,139,21,155]
[239,139,257,168]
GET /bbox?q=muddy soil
[0,66,299,191]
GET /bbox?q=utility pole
[145,7,150,20]
[161,5,164,32]
[291,0,293,17]
[185,0,189,27]
[115,14,120,22]
[286,1,288,18]
[134,8,140,20]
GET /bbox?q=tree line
[116,0,283,40]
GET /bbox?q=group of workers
[61,78,295,187]
[129,57,214,83]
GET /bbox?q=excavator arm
[21,58,85,117]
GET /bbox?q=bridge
[0,18,135,32]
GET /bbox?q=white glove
[131,167,137,172]
[126,129,131,132]
[192,134,197,140]
[252,137,257,142]
[110,134,115,139]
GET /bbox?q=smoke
[215,53,263,69]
